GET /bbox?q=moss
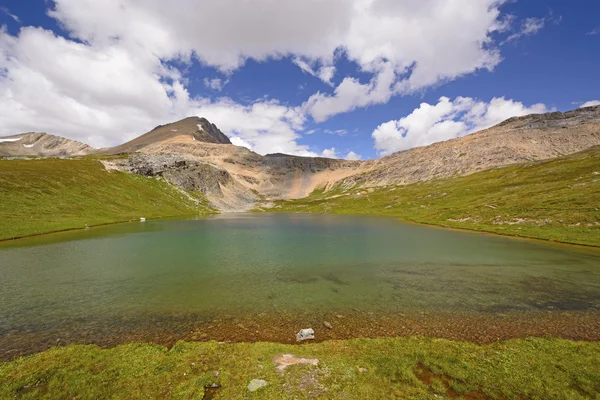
[262,146,600,247]
[0,157,215,240]
[1,337,598,399]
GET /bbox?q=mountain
[0,132,93,157]
[341,105,600,187]
[106,116,231,154]
[1,106,599,212]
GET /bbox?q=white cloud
[203,78,228,92]
[504,17,545,43]
[587,27,600,36]
[293,57,336,86]
[321,147,339,158]
[345,151,362,161]
[372,96,548,156]
[0,0,536,154]
[0,7,20,23]
[48,0,511,121]
[324,129,348,136]
[581,100,600,108]
[0,26,316,155]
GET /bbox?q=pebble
[323,321,333,329]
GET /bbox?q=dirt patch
[273,354,319,371]
[414,363,495,400]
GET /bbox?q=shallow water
[1,213,599,357]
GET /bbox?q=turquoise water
[1,213,600,348]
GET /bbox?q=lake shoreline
[3,309,599,362]
[3,210,600,250]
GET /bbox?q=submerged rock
[296,328,315,342]
[247,379,268,392]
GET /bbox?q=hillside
[0,132,93,157]
[0,157,213,240]
[343,105,600,187]
[260,146,600,246]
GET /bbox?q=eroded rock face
[124,154,232,195]
[103,154,257,212]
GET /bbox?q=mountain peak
[109,116,231,154]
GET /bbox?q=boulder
[296,328,315,342]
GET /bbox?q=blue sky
[0,0,598,159]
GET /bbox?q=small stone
[248,379,268,392]
[296,328,315,342]
[358,367,368,373]
[323,321,333,329]
[209,383,220,388]
[336,314,343,319]
[214,371,220,377]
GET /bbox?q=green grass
[1,337,598,399]
[0,157,214,240]
[260,146,600,246]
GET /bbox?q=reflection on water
[1,213,599,357]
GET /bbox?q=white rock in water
[247,379,268,392]
[140,217,146,222]
[296,328,315,342]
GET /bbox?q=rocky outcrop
[104,154,256,212]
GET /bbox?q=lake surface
[1,213,600,358]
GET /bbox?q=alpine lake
[1,213,599,360]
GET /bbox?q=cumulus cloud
[48,0,511,121]
[0,0,533,155]
[321,147,339,158]
[345,151,362,161]
[372,96,548,156]
[581,100,600,107]
[319,148,362,160]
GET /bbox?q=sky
[0,0,598,160]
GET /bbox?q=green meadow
[0,157,213,240]
[2,337,599,399]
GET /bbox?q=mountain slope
[0,132,94,157]
[261,145,600,246]
[107,116,231,155]
[342,105,600,188]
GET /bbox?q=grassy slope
[261,146,600,246]
[1,338,599,399]
[0,157,214,240]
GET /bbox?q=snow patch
[23,144,35,148]
[171,129,178,132]
[0,138,22,143]
[197,125,204,131]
